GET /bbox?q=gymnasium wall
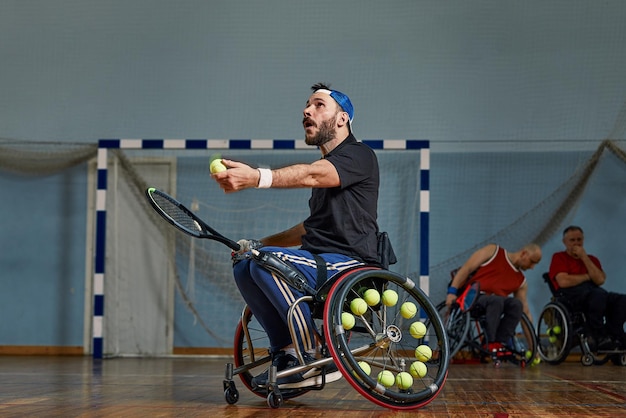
[1,0,625,352]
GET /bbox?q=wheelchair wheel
[232,305,310,400]
[446,310,536,367]
[537,302,571,364]
[509,312,537,367]
[323,267,449,411]
[435,301,470,360]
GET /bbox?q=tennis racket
[145,187,241,251]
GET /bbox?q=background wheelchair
[222,249,450,410]
[436,271,537,368]
[536,273,626,366]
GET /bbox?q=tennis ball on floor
[396,371,413,390]
[415,344,433,362]
[209,158,227,174]
[400,302,417,319]
[381,289,398,307]
[341,312,355,330]
[350,298,368,316]
[357,361,371,376]
[552,325,562,335]
[532,356,541,366]
[409,321,427,339]
[363,289,380,306]
[409,361,427,378]
[377,370,395,388]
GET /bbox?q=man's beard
[305,116,336,146]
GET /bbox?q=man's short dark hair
[563,225,583,236]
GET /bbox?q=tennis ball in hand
[415,344,433,362]
[341,312,355,330]
[409,321,427,339]
[396,371,413,390]
[377,370,395,388]
[381,289,398,307]
[409,361,427,378]
[350,298,368,316]
[400,302,417,319]
[209,158,227,174]
[357,361,371,376]
[363,289,380,306]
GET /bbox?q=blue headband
[315,88,354,124]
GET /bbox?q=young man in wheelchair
[212,83,382,388]
[548,225,626,351]
[446,243,542,355]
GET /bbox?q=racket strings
[153,193,202,233]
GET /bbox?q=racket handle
[251,249,317,295]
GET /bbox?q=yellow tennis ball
[350,298,368,316]
[532,356,541,366]
[525,350,532,360]
[381,289,398,307]
[341,312,355,330]
[396,371,413,390]
[415,344,432,362]
[357,361,371,376]
[409,361,427,378]
[363,289,380,306]
[400,302,417,319]
[377,370,395,388]
[409,321,427,339]
[209,158,227,174]
[549,335,557,343]
[552,325,561,335]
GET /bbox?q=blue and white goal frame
[93,138,430,358]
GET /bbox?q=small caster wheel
[267,391,283,408]
[611,353,626,366]
[581,354,594,366]
[493,359,502,368]
[224,386,239,405]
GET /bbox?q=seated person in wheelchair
[548,225,626,350]
[212,83,382,388]
[446,243,542,353]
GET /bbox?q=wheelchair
[536,273,626,366]
[436,272,538,368]
[222,249,450,410]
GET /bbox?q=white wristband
[256,168,273,188]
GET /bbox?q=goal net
[91,139,429,357]
[2,135,626,356]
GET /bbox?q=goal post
[91,138,429,358]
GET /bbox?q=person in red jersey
[446,243,542,352]
[548,225,626,350]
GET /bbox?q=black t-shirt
[300,134,380,263]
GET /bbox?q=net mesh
[101,145,426,350]
[2,133,626,351]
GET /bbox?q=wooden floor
[0,355,625,417]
